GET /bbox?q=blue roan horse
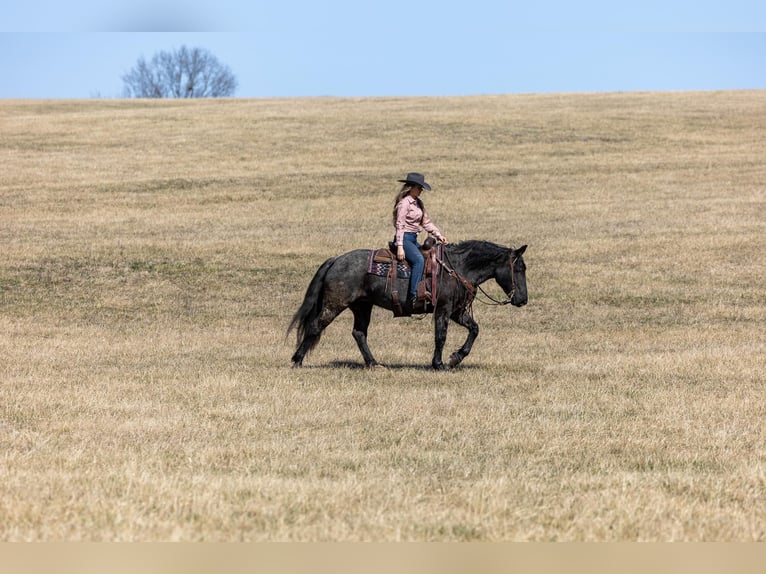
[289,240,527,370]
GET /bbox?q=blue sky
[1,1,764,98]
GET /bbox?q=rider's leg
[402,232,424,303]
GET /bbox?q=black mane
[446,240,512,273]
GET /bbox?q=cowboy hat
[397,172,432,191]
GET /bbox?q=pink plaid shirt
[394,196,444,246]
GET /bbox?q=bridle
[440,248,519,307]
[475,254,518,306]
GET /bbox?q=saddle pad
[367,250,411,278]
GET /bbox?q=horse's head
[495,245,527,307]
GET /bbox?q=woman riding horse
[289,236,528,370]
[392,172,448,313]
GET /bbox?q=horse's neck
[445,244,495,286]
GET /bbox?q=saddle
[369,237,440,316]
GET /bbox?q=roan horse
[288,240,527,370]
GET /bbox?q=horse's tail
[287,256,337,358]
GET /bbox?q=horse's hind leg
[291,304,344,367]
[350,301,380,367]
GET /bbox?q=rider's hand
[439,236,449,244]
[397,246,405,261]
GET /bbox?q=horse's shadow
[307,360,483,371]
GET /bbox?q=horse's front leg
[447,308,479,369]
[431,308,450,370]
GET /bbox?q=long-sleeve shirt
[394,196,444,246]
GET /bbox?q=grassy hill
[1,92,764,540]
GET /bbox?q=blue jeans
[399,232,423,300]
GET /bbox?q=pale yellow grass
[0,92,764,540]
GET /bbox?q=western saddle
[371,237,440,316]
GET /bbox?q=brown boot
[406,296,418,314]
[410,295,428,314]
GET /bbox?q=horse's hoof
[448,354,462,368]
[368,363,388,370]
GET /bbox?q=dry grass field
[0,91,764,541]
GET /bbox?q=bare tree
[122,46,237,98]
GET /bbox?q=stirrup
[408,296,427,314]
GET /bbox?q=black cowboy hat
[397,172,432,191]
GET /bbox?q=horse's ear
[515,245,527,256]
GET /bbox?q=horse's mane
[446,240,512,273]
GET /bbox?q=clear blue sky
[1,1,765,98]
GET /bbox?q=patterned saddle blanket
[366,249,411,278]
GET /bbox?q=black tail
[287,257,337,360]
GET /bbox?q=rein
[436,248,476,312]
[475,282,514,306]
